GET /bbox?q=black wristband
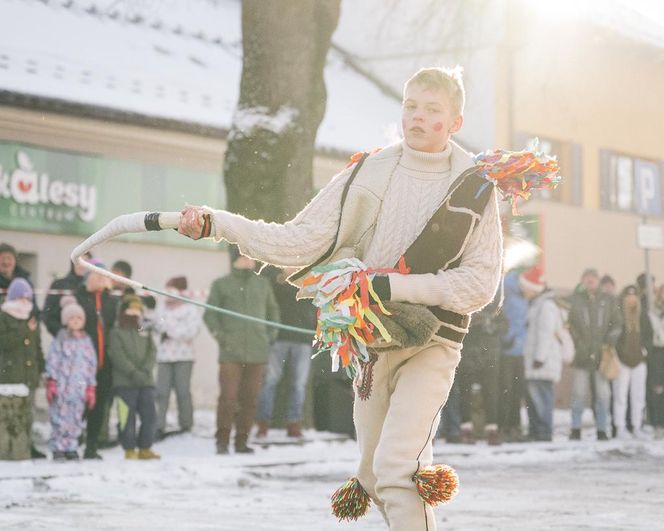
[372,275,391,302]
[144,212,161,231]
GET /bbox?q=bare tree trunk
[223,0,341,222]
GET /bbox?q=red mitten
[85,385,97,410]
[46,378,57,404]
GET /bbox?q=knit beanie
[0,243,17,258]
[519,265,545,294]
[120,293,144,315]
[60,295,85,326]
[166,276,187,291]
[7,278,33,301]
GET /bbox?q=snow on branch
[229,105,299,139]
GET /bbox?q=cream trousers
[353,339,461,531]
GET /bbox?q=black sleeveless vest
[401,168,494,343]
[291,155,495,344]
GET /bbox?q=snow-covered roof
[0,0,401,154]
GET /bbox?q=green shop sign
[0,142,225,248]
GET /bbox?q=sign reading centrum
[0,142,225,247]
[1,150,97,223]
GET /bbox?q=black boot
[569,429,581,441]
[216,443,229,455]
[597,431,609,441]
[235,433,254,454]
[83,448,103,460]
[65,451,80,460]
[31,446,47,459]
[53,451,66,462]
[235,444,255,454]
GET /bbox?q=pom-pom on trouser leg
[353,340,461,531]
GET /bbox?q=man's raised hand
[178,205,208,240]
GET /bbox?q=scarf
[1,299,33,320]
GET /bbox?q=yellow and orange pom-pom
[412,465,459,506]
[331,477,371,521]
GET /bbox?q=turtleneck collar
[399,140,452,176]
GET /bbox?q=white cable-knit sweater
[205,140,503,315]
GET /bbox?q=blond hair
[403,66,466,117]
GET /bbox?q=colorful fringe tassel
[304,144,560,376]
[413,465,460,506]
[474,139,561,214]
[301,257,409,379]
[331,477,371,521]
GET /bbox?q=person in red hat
[519,265,545,299]
[73,260,118,459]
[520,266,564,441]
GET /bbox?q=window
[601,150,662,217]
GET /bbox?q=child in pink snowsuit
[46,296,97,461]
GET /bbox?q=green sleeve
[146,336,157,368]
[137,335,157,381]
[266,283,281,344]
[108,329,141,378]
[35,326,45,374]
[204,280,224,341]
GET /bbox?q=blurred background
[1,0,663,406]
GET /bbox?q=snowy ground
[1,410,663,531]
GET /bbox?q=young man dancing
[178,67,502,530]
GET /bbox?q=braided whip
[70,211,314,336]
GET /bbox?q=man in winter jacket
[204,245,280,455]
[42,254,92,337]
[180,66,502,530]
[75,263,118,459]
[568,268,622,440]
